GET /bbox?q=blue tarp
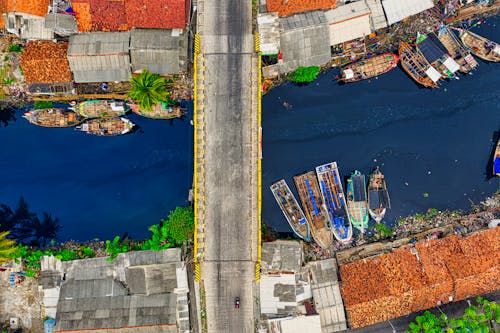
[494,157,500,175]
[418,34,447,63]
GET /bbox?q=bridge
[193,0,261,332]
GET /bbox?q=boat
[416,33,460,79]
[293,171,333,249]
[493,138,500,177]
[398,41,440,88]
[75,100,129,118]
[23,108,84,128]
[367,167,391,223]
[76,117,135,136]
[129,102,186,120]
[436,26,478,73]
[458,28,500,62]
[346,170,369,233]
[315,162,353,244]
[270,180,310,241]
[338,53,399,83]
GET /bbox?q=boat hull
[398,41,439,88]
[76,117,135,136]
[339,53,399,83]
[270,179,311,241]
[23,108,84,128]
[130,102,186,120]
[436,26,478,73]
[493,138,500,177]
[76,100,129,118]
[346,170,369,233]
[367,167,391,224]
[460,29,500,63]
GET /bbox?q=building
[71,0,190,32]
[0,0,50,33]
[130,28,188,75]
[44,13,78,37]
[267,315,322,333]
[324,2,371,46]
[365,0,388,30]
[67,32,131,83]
[339,227,500,328]
[257,13,280,56]
[279,11,331,74]
[39,249,190,333]
[267,0,336,17]
[19,40,73,94]
[381,0,434,26]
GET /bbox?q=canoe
[76,117,135,136]
[346,170,369,233]
[23,108,84,128]
[75,100,129,118]
[493,138,500,177]
[367,167,391,223]
[339,53,399,83]
[459,29,500,62]
[129,102,186,120]
[270,179,311,241]
[398,41,440,88]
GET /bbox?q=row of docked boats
[23,100,186,136]
[337,26,498,88]
[270,163,391,249]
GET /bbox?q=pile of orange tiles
[267,0,336,17]
[20,41,72,84]
[339,227,500,329]
[0,0,50,29]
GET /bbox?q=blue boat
[316,162,353,244]
[494,138,500,177]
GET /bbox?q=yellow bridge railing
[193,34,201,283]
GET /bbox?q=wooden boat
[458,28,500,62]
[493,138,500,177]
[398,41,440,88]
[315,162,352,244]
[75,100,129,118]
[270,179,310,241]
[129,102,186,120]
[338,53,399,83]
[76,117,135,136]
[294,171,333,249]
[23,108,84,128]
[416,33,460,79]
[436,26,478,73]
[367,167,391,223]
[346,170,369,233]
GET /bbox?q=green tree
[140,223,172,251]
[14,212,62,247]
[407,311,447,333]
[0,231,17,265]
[0,203,15,232]
[129,70,169,111]
[290,66,320,84]
[161,206,194,246]
[105,236,129,261]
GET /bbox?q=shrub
[105,236,129,261]
[34,101,54,109]
[7,44,22,53]
[290,66,320,84]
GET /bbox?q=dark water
[262,17,500,234]
[0,108,193,241]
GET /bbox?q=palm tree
[0,203,15,232]
[0,231,17,265]
[28,213,62,247]
[129,70,169,111]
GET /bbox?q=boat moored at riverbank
[76,117,135,136]
[316,162,352,244]
[458,28,500,62]
[346,170,369,233]
[493,138,500,177]
[338,53,399,83]
[294,171,333,249]
[416,33,460,79]
[399,41,440,88]
[129,102,186,120]
[75,100,129,118]
[436,26,478,73]
[270,179,311,241]
[367,167,391,223]
[23,108,84,128]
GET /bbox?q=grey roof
[261,241,303,273]
[68,32,130,56]
[257,13,280,55]
[126,263,178,295]
[280,11,327,31]
[45,13,78,36]
[130,28,187,75]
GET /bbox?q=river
[0,17,499,242]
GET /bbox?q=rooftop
[261,240,303,273]
[19,41,72,84]
[339,227,500,328]
[267,0,336,17]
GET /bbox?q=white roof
[381,0,434,25]
[443,56,460,73]
[343,68,354,79]
[365,0,388,30]
[494,45,500,56]
[279,315,322,333]
[260,274,297,315]
[258,12,280,55]
[425,66,441,83]
[325,2,371,46]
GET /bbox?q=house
[130,28,188,75]
[39,249,190,333]
[325,2,372,46]
[1,0,54,39]
[279,11,331,74]
[381,0,434,26]
[19,40,73,94]
[365,0,388,31]
[267,0,336,17]
[67,32,131,83]
[44,13,78,37]
[71,0,190,32]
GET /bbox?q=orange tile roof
[0,0,50,28]
[339,227,500,329]
[267,0,336,17]
[20,41,72,84]
[71,0,188,32]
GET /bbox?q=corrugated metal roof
[68,32,130,55]
[324,2,370,24]
[279,315,322,333]
[260,274,298,315]
[44,13,78,35]
[280,10,327,31]
[325,2,371,45]
[381,0,434,26]
[257,13,280,55]
[365,0,388,30]
[261,241,303,273]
